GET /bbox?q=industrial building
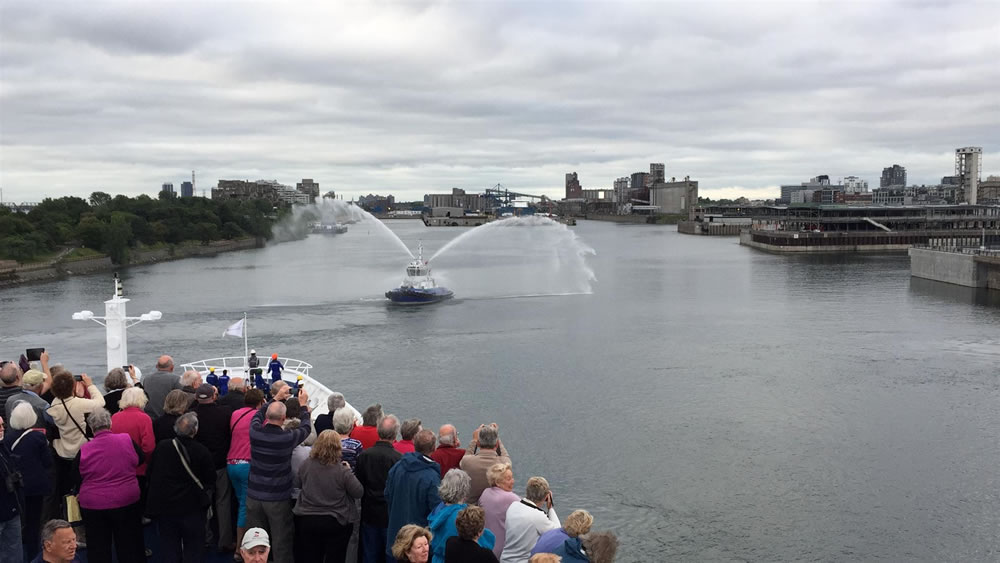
[212,179,313,205]
[423,188,487,212]
[649,177,698,214]
[956,146,982,204]
[565,173,583,199]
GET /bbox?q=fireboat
[385,244,454,304]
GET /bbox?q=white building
[842,176,868,194]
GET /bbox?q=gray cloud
[1,0,998,203]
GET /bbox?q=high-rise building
[565,172,583,199]
[842,176,868,194]
[956,147,982,204]
[296,179,320,203]
[880,165,906,188]
[180,181,194,198]
[161,182,174,194]
[650,163,665,184]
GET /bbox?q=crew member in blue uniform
[206,366,219,389]
[268,353,284,384]
[218,369,230,396]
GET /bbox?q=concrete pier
[909,246,1000,289]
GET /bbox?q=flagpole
[243,312,249,371]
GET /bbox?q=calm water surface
[4,220,1000,562]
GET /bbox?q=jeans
[81,502,145,563]
[158,511,207,563]
[295,514,352,563]
[246,497,294,563]
[0,514,22,563]
[227,462,250,527]
[360,523,388,563]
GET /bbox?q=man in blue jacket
[384,429,441,560]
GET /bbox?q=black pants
[22,495,44,560]
[158,511,207,563]
[295,514,353,563]
[80,502,145,563]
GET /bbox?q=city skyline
[1,1,998,202]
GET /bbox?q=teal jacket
[428,501,495,563]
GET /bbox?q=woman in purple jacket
[73,408,145,563]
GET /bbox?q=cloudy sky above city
[1,0,998,202]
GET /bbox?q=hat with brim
[23,369,45,386]
[241,527,270,550]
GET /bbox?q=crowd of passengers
[0,353,618,563]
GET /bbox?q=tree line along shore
[1,192,280,267]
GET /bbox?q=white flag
[223,318,244,338]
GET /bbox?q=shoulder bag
[59,398,92,441]
[172,438,214,519]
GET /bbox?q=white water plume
[429,216,596,298]
[271,199,414,258]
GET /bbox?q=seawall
[0,238,261,289]
[909,247,1000,289]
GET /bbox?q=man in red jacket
[349,404,383,450]
[430,424,464,477]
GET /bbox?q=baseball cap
[241,527,270,550]
[195,383,216,400]
[23,369,45,386]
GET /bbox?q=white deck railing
[180,357,332,416]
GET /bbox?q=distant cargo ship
[311,221,348,234]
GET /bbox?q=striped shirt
[340,436,363,473]
[247,401,312,502]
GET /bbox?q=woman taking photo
[47,370,105,508]
[75,408,145,562]
[293,429,363,563]
[228,388,264,552]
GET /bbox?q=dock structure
[738,204,1000,253]
[910,246,1000,289]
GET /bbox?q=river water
[3,220,1000,562]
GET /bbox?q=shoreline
[0,237,263,290]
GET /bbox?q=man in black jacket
[146,412,215,563]
[355,414,402,563]
[191,384,235,551]
[218,377,246,412]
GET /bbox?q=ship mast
[72,273,162,373]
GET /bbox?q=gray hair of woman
[581,531,618,563]
[174,412,199,438]
[486,462,512,487]
[104,368,129,392]
[438,468,472,505]
[86,408,112,432]
[163,389,194,415]
[327,392,346,413]
[118,387,148,410]
[525,476,551,504]
[9,402,38,430]
[333,408,355,434]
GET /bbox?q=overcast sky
[1,0,998,203]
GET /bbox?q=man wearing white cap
[240,527,270,563]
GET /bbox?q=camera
[73,374,83,381]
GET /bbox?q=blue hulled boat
[385,245,454,304]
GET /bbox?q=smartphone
[73,374,83,381]
[123,365,131,370]
[26,348,45,362]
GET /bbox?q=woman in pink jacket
[110,387,155,510]
[76,408,146,562]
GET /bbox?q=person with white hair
[428,469,496,563]
[180,369,203,394]
[76,408,146,563]
[431,424,464,478]
[460,423,512,505]
[500,477,560,563]
[110,387,155,481]
[316,391,364,435]
[480,462,520,558]
[146,411,216,562]
[334,408,364,471]
[2,402,52,560]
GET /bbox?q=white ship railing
[180,356,333,416]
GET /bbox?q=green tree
[104,213,133,264]
[89,191,112,208]
[76,215,106,250]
